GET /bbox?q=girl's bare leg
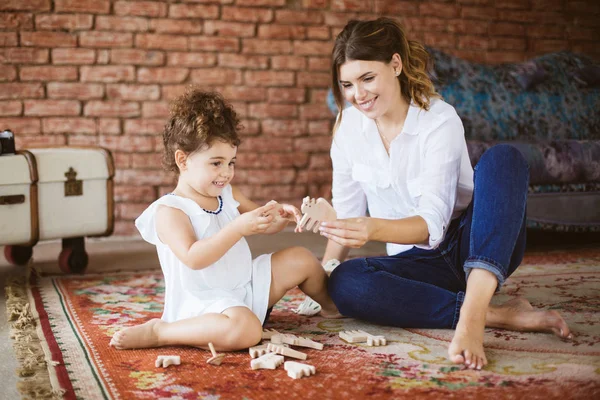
[268,246,341,317]
[449,269,571,370]
[110,306,262,351]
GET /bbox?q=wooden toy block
[298,196,337,233]
[249,344,270,359]
[339,330,369,343]
[366,334,387,346]
[262,328,280,340]
[155,355,180,368]
[267,343,307,360]
[206,342,225,365]
[284,361,316,379]
[271,334,323,350]
[250,352,284,370]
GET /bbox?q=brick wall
[1,0,598,236]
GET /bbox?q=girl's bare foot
[110,318,164,350]
[319,307,345,319]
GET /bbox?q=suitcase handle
[0,194,25,205]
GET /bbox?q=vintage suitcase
[2,146,114,273]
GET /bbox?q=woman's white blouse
[330,98,474,256]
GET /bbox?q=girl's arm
[232,185,259,213]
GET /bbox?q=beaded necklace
[169,193,223,215]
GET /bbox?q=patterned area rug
[7,249,600,399]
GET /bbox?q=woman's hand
[233,203,276,236]
[318,217,373,248]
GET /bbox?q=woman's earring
[395,70,400,76]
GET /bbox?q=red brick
[308,56,330,71]
[271,55,307,71]
[149,19,203,34]
[55,0,110,13]
[42,117,96,134]
[24,100,80,116]
[458,35,490,50]
[0,101,21,116]
[116,168,173,185]
[0,83,44,99]
[311,88,329,103]
[237,152,307,168]
[20,31,76,47]
[300,103,333,119]
[244,70,294,87]
[296,169,332,184]
[161,85,189,101]
[110,49,165,65]
[35,14,93,30]
[249,184,306,202]
[169,4,219,19]
[17,134,66,147]
[47,83,104,99]
[423,32,457,49]
[20,66,77,81]
[332,0,373,11]
[167,52,217,67]
[238,119,260,135]
[267,88,305,104]
[294,135,331,152]
[308,154,332,168]
[237,0,284,5]
[496,10,551,23]
[190,37,240,52]
[0,33,17,48]
[248,103,297,118]
[461,6,497,20]
[275,10,324,24]
[243,39,291,54]
[0,66,16,81]
[219,86,267,102]
[114,185,156,203]
[531,0,564,11]
[258,25,306,39]
[138,67,189,83]
[0,118,40,134]
[136,34,188,50]
[293,40,332,55]
[96,16,148,32]
[485,52,526,64]
[489,22,526,36]
[125,119,165,135]
[0,48,48,64]
[98,118,121,135]
[80,32,133,48]
[81,66,135,82]
[308,120,331,135]
[107,84,160,101]
[223,6,273,22]
[378,0,419,14]
[231,101,248,118]
[246,169,296,185]
[114,1,167,17]
[496,0,530,9]
[491,37,527,51]
[297,71,329,88]
[261,119,306,136]
[112,153,131,169]
[0,13,33,29]
[323,12,358,27]
[307,26,330,40]
[527,25,565,39]
[84,101,140,117]
[447,19,488,35]
[52,48,95,64]
[204,21,256,38]
[531,39,569,54]
[0,0,50,12]
[566,27,598,41]
[131,153,163,169]
[302,0,328,8]
[219,54,268,69]
[242,137,293,152]
[98,50,110,65]
[116,202,151,220]
[142,101,170,117]
[112,220,138,237]
[190,68,242,85]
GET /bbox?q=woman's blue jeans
[328,144,530,329]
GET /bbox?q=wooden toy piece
[366,334,387,346]
[262,328,280,340]
[267,343,307,360]
[339,330,369,343]
[206,342,225,365]
[155,355,181,368]
[298,196,337,233]
[284,361,316,379]
[250,352,284,370]
[249,344,270,359]
[271,334,323,350]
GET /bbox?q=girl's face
[178,140,237,198]
[338,54,402,120]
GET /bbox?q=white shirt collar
[361,100,422,137]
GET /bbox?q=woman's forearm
[368,215,430,245]
[322,239,350,265]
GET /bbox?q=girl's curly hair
[162,88,241,174]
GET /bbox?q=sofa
[327,49,600,232]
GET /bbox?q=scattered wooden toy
[206,342,225,365]
[250,352,284,370]
[249,344,270,359]
[155,355,180,368]
[267,343,307,360]
[262,328,280,340]
[284,361,316,379]
[339,330,387,346]
[271,334,323,350]
[298,196,337,232]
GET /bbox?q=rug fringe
[5,264,66,400]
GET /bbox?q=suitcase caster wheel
[4,245,33,266]
[58,248,88,274]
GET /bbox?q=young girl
[322,18,571,370]
[110,89,340,352]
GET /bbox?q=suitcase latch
[64,167,83,196]
[0,194,25,205]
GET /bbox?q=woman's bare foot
[110,318,164,350]
[448,314,487,370]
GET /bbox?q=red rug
[13,249,600,399]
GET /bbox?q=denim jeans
[328,144,530,329]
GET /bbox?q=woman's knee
[328,258,367,314]
[479,144,529,172]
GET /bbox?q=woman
[320,17,571,370]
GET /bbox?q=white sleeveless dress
[135,184,272,324]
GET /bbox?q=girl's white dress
[135,184,272,324]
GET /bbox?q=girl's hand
[278,203,302,224]
[262,202,299,235]
[234,203,276,236]
[318,217,372,248]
